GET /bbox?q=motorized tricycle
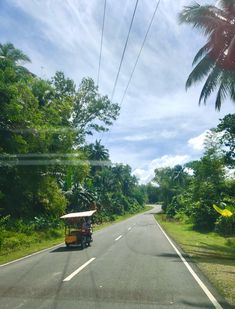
[60,210,96,249]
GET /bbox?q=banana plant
[213,204,233,217]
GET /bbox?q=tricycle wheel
[80,240,85,250]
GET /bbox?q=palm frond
[179,4,228,36]
[199,65,222,104]
[215,83,227,110]
[229,74,235,101]
[186,55,214,89]
[0,42,31,64]
[221,70,235,104]
[181,1,235,109]
[192,43,211,65]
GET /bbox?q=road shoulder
[154,214,234,309]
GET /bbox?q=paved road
[0,206,228,309]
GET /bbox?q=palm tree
[0,42,30,64]
[87,140,109,161]
[179,1,235,110]
[84,140,110,174]
[0,42,32,77]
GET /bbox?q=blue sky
[1,0,234,183]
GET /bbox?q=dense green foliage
[216,113,235,167]
[179,1,235,110]
[0,43,147,239]
[151,114,235,235]
[145,183,160,204]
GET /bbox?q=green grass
[0,235,64,265]
[0,229,64,265]
[0,205,153,265]
[155,214,235,306]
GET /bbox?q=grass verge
[0,229,64,265]
[0,205,153,265]
[155,213,235,306]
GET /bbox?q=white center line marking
[115,235,123,241]
[128,227,131,231]
[155,220,223,309]
[63,257,96,282]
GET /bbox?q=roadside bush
[214,195,235,235]
[166,201,179,217]
[174,211,192,224]
[128,201,142,214]
[45,228,63,239]
[190,201,218,231]
[0,216,11,249]
[32,216,62,231]
[5,219,34,235]
[166,193,192,218]
[36,176,67,217]
[215,216,235,236]
[3,233,32,251]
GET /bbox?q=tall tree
[179,1,235,110]
[73,78,120,143]
[84,140,110,175]
[0,42,30,64]
[216,113,235,167]
[85,140,109,162]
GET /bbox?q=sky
[0,0,234,184]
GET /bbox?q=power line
[97,0,107,87]
[120,0,161,105]
[103,0,160,147]
[111,0,139,101]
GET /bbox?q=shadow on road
[156,252,188,261]
[144,212,161,216]
[50,246,82,253]
[181,299,234,309]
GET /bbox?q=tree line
[0,42,147,228]
[151,114,235,235]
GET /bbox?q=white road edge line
[155,220,223,309]
[0,243,63,268]
[115,235,123,241]
[63,257,96,282]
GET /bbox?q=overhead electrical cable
[120,0,161,105]
[111,0,139,101]
[97,0,107,87]
[103,0,160,146]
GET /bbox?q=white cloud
[149,155,190,170]
[184,167,194,176]
[133,168,153,184]
[123,134,149,142]
[187,130,225,152]
[160,130,177,139]
[133,154,190,184]
[225,167,235,180]
[188,130,210,151]
[123,130,177,142]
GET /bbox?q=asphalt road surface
[0,206,230,309]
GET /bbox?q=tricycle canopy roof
[60,210,96,219]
